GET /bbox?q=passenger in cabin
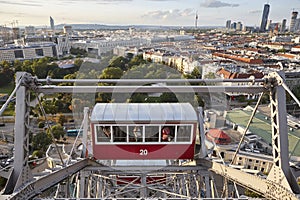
[99,126,111,142]
[102,126,111,137]
[161,126,174,142]
[131,126,142,142]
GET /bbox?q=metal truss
[74,164,211,199]
[266,72,300,194]
[3,73,34,195]
[1,71,300,199]
[204,159,300,200]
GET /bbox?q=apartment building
[0,44,58,61]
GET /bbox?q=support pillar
[140,173,147,198]
[82,107,89,158]
[78,171,87,198]
[197,107,207,158]
[3,72,33,194]
[204,174,211,198]
[266,72,300,194]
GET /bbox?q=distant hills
[54,23,220,30]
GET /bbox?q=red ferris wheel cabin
[90,103,198,160]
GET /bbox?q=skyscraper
[195,12,198,28]
[289,11,298,32]
[231,22,237,30]
[281,19,287,32]
[236,22,243,31]
[50,16,55,31]
[260,4,270,32]
[226,20,231,30]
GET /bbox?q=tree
[191,67,201,78]
[41,99,58,115]
[31,132,52,152]
[159,93,178,103]
[126,53,134,60]
[31,59,49,78]
[74,58,83,68]
[56,114,67,126]
[48,124,65,140]
[128,54,146,67]
[32,150,44,158]
[109,56,129,71]
[21,60,33,74]
[0,68,14,87]
[129,93,148,103]
[0,60,10,69]
[99,67,123,79]
[13,60,23,72]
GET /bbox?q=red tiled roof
[206,129,231,145]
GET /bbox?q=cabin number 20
[139,149,148,156]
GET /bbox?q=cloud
[142,8,194,20]
[249,10,261,14]
[54,0,133,6]
[0,0,42,7]
[201,0,239,8]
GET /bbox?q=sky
[0,0,299,27]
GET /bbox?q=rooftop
[226,109,300,157]
[90,103,198,123]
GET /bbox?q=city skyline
[0,0,300,27]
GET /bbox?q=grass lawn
[0,82,15,94]
[226,109,300,157]
[2,108,14,116]
[0,83,15,116]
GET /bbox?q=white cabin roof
[90,103,197,123]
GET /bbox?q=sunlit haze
[0,0,299,27]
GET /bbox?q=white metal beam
[267,72,300,194]
[201,159,300,200]
[36,85,266,94]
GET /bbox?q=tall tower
[50,16,55,31]
[260,3,270,32]
[236,21,243,31]
[289,11,298,32]
[281,19,287,32]
[226,20,231,30]
[195,11,198,29]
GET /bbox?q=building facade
[50,16,55,31]
[281,19,287,32]
[289,11,298,32]
[260,4,270,32]
[0,44,58,61]
[226,20,231,30]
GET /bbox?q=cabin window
[95,125,112,142]
[161,126,175,142]
[94,124,193,143]
[176,125,192,142]
[145,126,159,142]
[128,126,143,142]
[112,126,127,142]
